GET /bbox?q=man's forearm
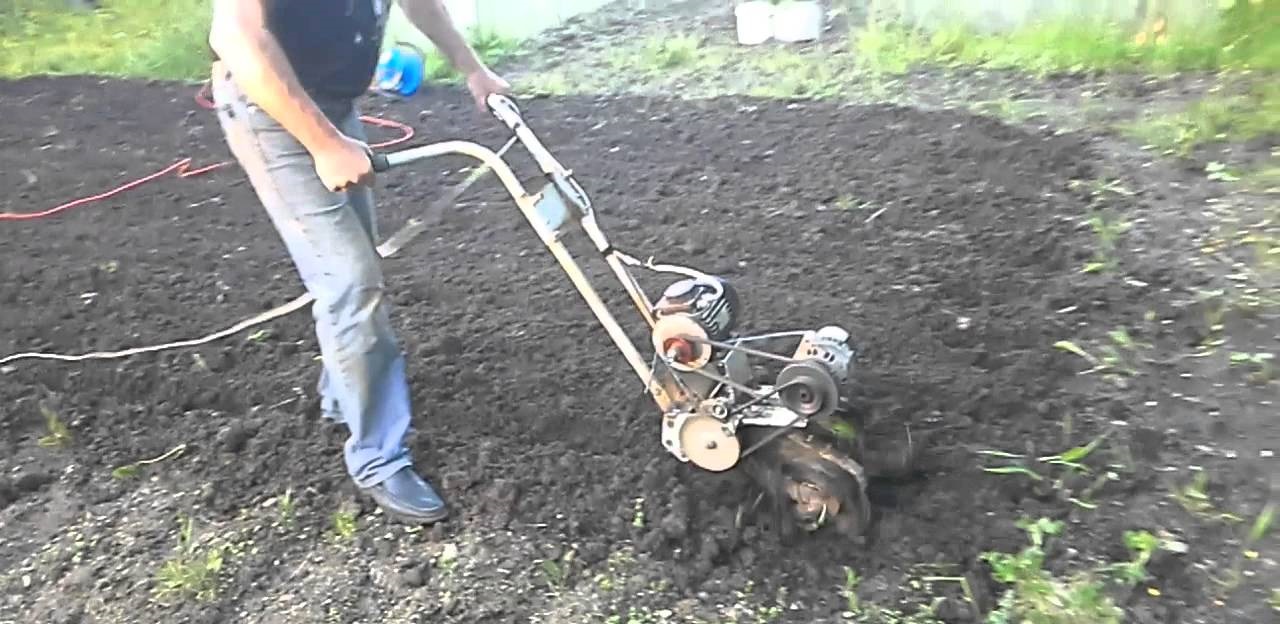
[397,0,485,75]
[210,0,344,155]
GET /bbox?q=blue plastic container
[374,43,426,96]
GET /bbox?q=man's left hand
[465,67,511,112]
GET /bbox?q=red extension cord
[0,82,415,222]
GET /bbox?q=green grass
[603,33,726,76]
[153,516,227,604]
[1126,80,1280,155]
[854,1,1279,76]
[746,48,847,99]
[1,0,212,80]
[418,26,518,82]
[855,21,1240,76]
[0,0,518,83]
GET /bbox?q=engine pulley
[652,314,713,371]
[678,414,740,472]
[661,410,742,471]
[776,359,840,420]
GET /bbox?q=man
[207,0,509,524]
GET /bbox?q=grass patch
[35,403,70,448]
[154,516,227,604]
[982,517,1162,624]
[1126,80,1280,156]
[746,48,848,99]
[634,33,704,70]
[855,21,1223,76]
[1,1,519,83]
[2,0,211,80]
[605,33,727,76]
[854,1,1279,76]
[419,26,519,82]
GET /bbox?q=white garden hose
[0,136,516,369]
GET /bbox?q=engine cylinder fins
[652,314,713,371]
[776,358,840,420]
[652,276,741,342]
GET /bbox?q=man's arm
[208,0,345,156]
[396,0,511,110]
[396,0,487,76]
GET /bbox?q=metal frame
[372,95,842,440]
[376,94,683,411]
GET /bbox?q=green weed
[1173,471,1245,524]
[539,548,574,592]
[979,430,1118,510]
[1099,529,1160,587]
[35,404,70,449]
[277,487,296,527]
[842,566,862,613]
[331,509,357,540]
[1229,351,1275,383]
[436,542,460,575]
[154,516,226,604]
[983,518,1124,624]
[1082,211,1131,274]
[1053,330,1141,381]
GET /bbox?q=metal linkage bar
[376,135,671,412]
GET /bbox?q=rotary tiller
[371,95,913,538]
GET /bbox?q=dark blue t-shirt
[266,0,388,102]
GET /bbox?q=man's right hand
[313,135,375,192]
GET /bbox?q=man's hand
[313,135,376,192]
[211,0,348,163]
[398,0,510,112]
[465,67,510,112]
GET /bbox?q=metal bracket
[531,182,572,239]
[738,403,807,429]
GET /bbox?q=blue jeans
[211,69,412,488]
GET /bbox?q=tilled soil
[0,76,1275,624]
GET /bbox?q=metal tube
[732,330,810,344]
[537,232,669,411]
[384,140,530,198]
[605,254,657,328]
[382,139,669,411]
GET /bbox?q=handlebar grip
[369,151,390,173]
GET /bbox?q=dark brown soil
[0,74,1275,624]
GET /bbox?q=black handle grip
[369,151,390,173]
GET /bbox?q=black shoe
[359,467,449,524]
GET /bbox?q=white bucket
[772,0,823,43]
[734,1,773,45]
